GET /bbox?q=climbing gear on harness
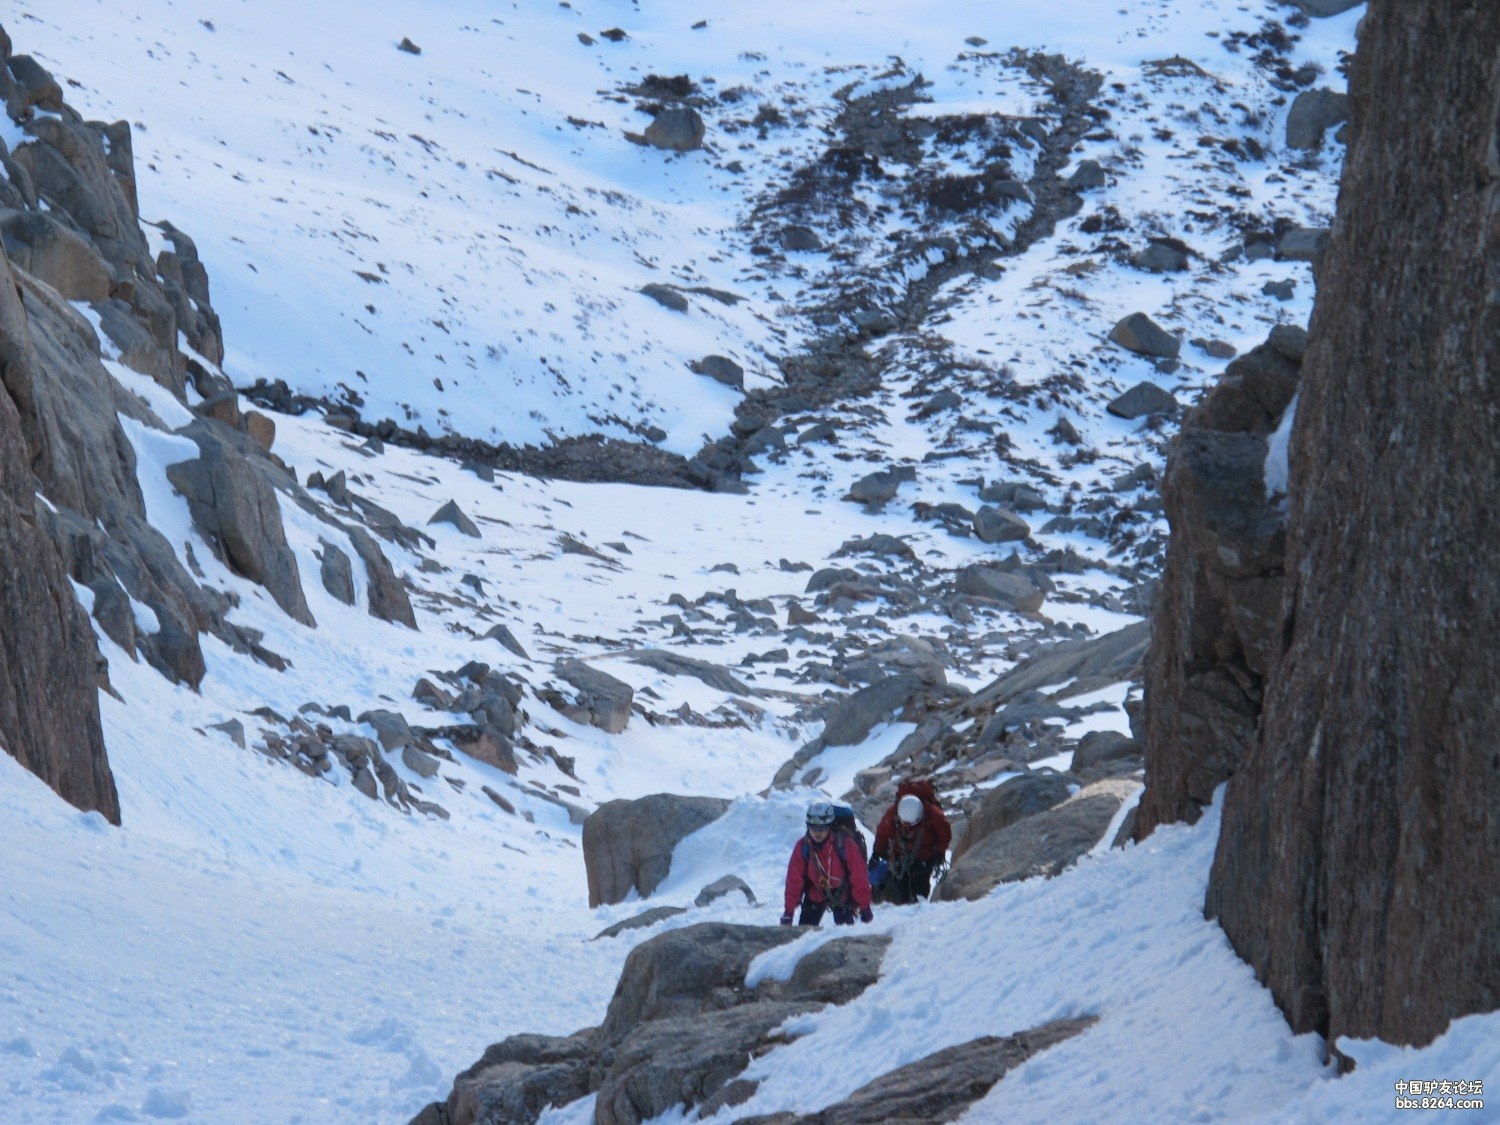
[801,830,853,912]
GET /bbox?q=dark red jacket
[873,801,951,865]
[784,831,872,915]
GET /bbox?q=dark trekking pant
[798,901,855,927]
[885,860,935,906]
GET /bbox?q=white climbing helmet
[897,794,924,825]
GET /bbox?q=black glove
[780,913,794,926]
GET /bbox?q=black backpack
[831,804,869,866]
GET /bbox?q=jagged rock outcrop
[1201,0,1500,1047]
[1134,332,1301,836]
[582,793,731,907]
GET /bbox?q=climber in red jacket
[781,801,873,926]
[872,781,951,904]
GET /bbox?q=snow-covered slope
[3,0,1495,1122]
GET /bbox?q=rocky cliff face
[0,247,117,823]
[1141,0,1499,1047]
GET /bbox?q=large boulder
[938,779,1138,901]
[583,794,731,907]
[951,773,1073,862]
[599,922,800,1043]
[166,419,315,627]
[955,565,1044,613]
[753,934,891,1007]
[972,506,1029,543]
[844,469,901,509]
[555,659,634,733]
[643,106,706,152]
[1107,312,1180,359]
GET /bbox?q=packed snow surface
[3,0,1497,1122]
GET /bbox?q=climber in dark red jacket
[872,782,951,904]
[781,801,873,926]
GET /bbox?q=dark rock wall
[1134,336,1299,836]
[0,251,118,822]
[1206,0,1500,1045]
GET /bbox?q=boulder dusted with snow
[358,708,413,752]
[428,499,480,538]
[844,469,901,509]
[1067,159,1106,189]
[956,565,1045,613]
[592,906,689,941]
[643,105,706,152]
[973,505,1030,544]
[1072,730,1139,773]
[600,923,802,1040]
[694,875,756,908]
[345,526,418,629]
[1107,313,1180,359]
[554,659,634,733]
[639,282,689,312]
[626,649,750,695]
[1107,381,1178,419]
[938,779,1138,901]
[1130,239,1192,273]
[583,794,731,907]
[689,354,743,389]
[482,622,530,660]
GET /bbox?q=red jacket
[873,801,951,865]
[784,831,872,915]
